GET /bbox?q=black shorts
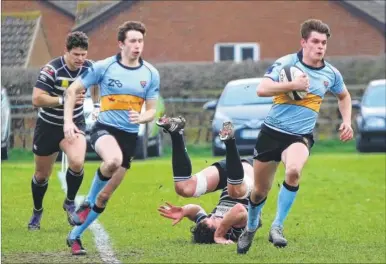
[211,157,254,190]
[90,122,137,169]
[32,118,85,156]
[253,124,314,162]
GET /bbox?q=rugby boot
[28,208,43,230]
[219,121,235,141]
[237,212,262,254]
[268,225,288,248]
[75,200,92,225]
[67,232,87,255]
[156,115,186,134]
[63,199,81,226]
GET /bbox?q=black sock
[93,204,105,214]
[171,132,192,182]
[66,168,84,202]
[31,175,48,211]
[225,138,244,185]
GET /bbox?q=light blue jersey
[80,54,160,133]
[263,50,345,135]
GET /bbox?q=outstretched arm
[214,203,247,244]
[158,202,207,226]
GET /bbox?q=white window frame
[214,43,260,63]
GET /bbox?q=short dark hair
[190,221,216,244]
[300,19,331,40]
[118,21,146,42]
[66,31,89,51]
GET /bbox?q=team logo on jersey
[324,81,329,88]
[140,81,147,88]
[42,66,54,76]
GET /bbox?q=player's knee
[285,165,301,183]
[68,159,84,173]
[96,191,110,207]
[35,169,51,181]
[104,157,122,173]
[174,183,194,198]
[227,185,244,199]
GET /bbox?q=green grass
[2,152,385,263]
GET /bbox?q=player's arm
[158,202,207,226]
[138,99,157,124]
[182,204,207,222]
[214,204,247,244]
[90,85,100,105]
[63,78,86,124]
[32,65,62,107]
[331,71,353,142]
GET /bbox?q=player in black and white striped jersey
[157,117,260,244]
[28,31,99,232]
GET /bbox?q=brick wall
[85,1,384,62]
[2,0,74,58]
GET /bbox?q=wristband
[93,103,100,108]
[58,96,64,105]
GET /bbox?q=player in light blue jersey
[62,21,160,255]
[237,19,354,254]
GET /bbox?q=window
[214,43,260,63]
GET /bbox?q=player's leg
[269,140,311,247]
[59,129,87,225]
[237,128,281,254]
[219,121,253,199]
[28,119,60,230]
[156,115,220,197]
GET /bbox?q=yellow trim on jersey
[100,94,144,113]
[61,80,69,88]
[273,93,322,112]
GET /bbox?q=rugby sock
[86,168,110,206]
[31,175,48,211]
[272,181,299,228]
[224,138,244,185]
[171,131,192,182]
[247,197,267,231]
[69,204,105,239]
[66,167,84,202]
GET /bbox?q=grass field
[1,145,385,263]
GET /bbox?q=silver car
[353,79,386,152]
[1,88,11,160]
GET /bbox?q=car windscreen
[362,85,386,107]
[218,83,273,106]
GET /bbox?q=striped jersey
[34,56,93,126]
[263,50,345,135]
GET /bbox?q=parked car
[83,95,166,160]
[1,88,11,160]
[203,78,273,156]
[352,79,386,152]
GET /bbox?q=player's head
[64,31,89,69]
[190,217,217,244]
[300,19,331,63]
[118,21,146,61]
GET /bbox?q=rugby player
[157,117,258,244]
[237,19,354,254]
[28,31,99,230]
[63,21,160,255]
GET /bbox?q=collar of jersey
[297,50,325,70]
[115,53,143,70]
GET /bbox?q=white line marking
[58,162,120,264]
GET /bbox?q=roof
[44,0,77,17]
[1,12,41,67]
[335,0,385,33]
[74,1,118,26]
[72,0,137,32]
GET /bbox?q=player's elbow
[32,90,43,107]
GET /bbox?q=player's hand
[64,121,81,142]
[338,122,353,142]
[292,74,310,92]
[158,202,184,226]
[214,236,234,245]
[128,110,142,124]
[75,91,86,105]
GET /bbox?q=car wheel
[1,146,8,160]
[148,132,163,157]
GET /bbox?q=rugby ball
[279,65,308,101]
